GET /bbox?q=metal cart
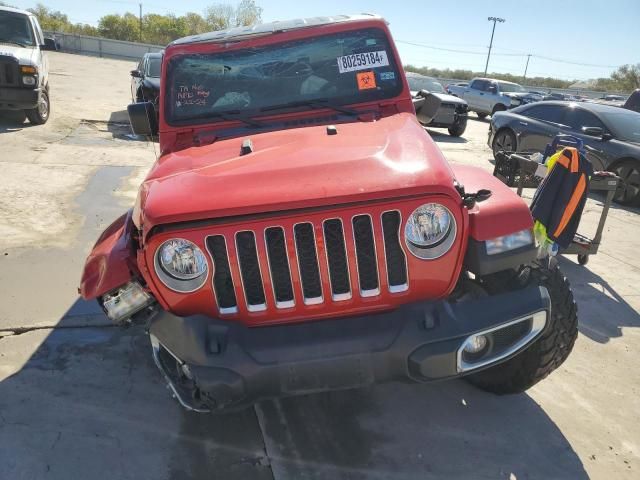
[493,135,620,266]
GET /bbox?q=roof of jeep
[169,13,384,46]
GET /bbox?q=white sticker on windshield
[337,50,389,73]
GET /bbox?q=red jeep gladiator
[80,15,577,412]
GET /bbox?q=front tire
[492,104,507,116]
[26,89,50,125]
[448,117,467,137]
[476,112,488,120]
[492,128,517,157]
[611,159,640,206]
[466,261,578,394]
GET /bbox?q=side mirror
[127,102,158,136]
[130,69,142,78]
[581,126,604,137]
[488,85,498,94]
[42,37,58,51]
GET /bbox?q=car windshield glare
[165,27,402,125]
[0,12,35,46]
[600,110,640,143]
[147,57,162,78]
[407,76,445,94]
[498,82,526,93]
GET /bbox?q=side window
[564,108,607,132]
[523,105,567,125]
[470,79,488,91]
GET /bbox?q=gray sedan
[489,101,640,205]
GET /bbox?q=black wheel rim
[614,164,640,203]
[495,132,514,153]
[38,93,49,119]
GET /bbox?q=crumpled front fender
[79,209,138,300]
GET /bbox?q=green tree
[205,0,262,30]
[26,3,98,35]
[183,12,210,36]
[610,64,640,91]
[98,13,140,42]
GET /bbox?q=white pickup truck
[0,6,56,124]
[447,77,541,119]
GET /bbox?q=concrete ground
[0,52,638,480]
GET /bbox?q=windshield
[0,12,35,47]
[600,109,640,143]
[498,82,526,93]
[166,27,402,125]
[146,57,162,78]
[406,76,445,93]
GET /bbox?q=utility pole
[139,3,143,42]
[484,16,505,76]
[523,54,532,82]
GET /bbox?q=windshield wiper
[189,110,264,128]
[0,39,27,47]
[260,98,363,117]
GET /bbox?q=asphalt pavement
[0,52,638,479]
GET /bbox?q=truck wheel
[448,117,467,137]
[466,260,578,394]
[476,112,488,120]
[26,89,50,125]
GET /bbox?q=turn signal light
[20,66,37,74]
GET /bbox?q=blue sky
[10,0,639,80]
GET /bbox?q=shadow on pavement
[0,111,29,132]
[0,296,587,479]
[559,257,640,343]
[426,128,468,144]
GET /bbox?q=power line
[397,40,623,69]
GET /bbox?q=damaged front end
[79,210,156,323]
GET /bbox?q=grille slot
[206,235,238,314]
[265,227,295,308]
[381,211,408,292]
[352,215,379,296]
[0,58,19,87]
[235,231,266,311]
[323,219,351,300]
[293,223,323,304]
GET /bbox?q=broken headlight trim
[404,203,457,259]
[154,238,209,292]
[485,229,534,255]
[102,282,153,323]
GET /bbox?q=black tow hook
[455,182,492,208]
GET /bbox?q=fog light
[22,76,36,86]
[463,334,488,354]
[101,282,153,323]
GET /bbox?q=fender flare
[79,209,139,300]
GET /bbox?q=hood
[136,113,459,232]
[504,91,541,101]
[0,44,37,65]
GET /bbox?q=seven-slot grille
[0,57,19,87]
[205,212,408,314]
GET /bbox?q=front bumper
[0,87,40,110]
[148,285,550,412]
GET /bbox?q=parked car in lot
[489,101,640,204]
[0,6,57,124]
[447,78,541,119]
[406,72,468,136]
[131,52,162,104]
[623,89,640,113]
[81,14,578,413]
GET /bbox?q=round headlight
[405,203,456,259]
[154,239,209,292]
